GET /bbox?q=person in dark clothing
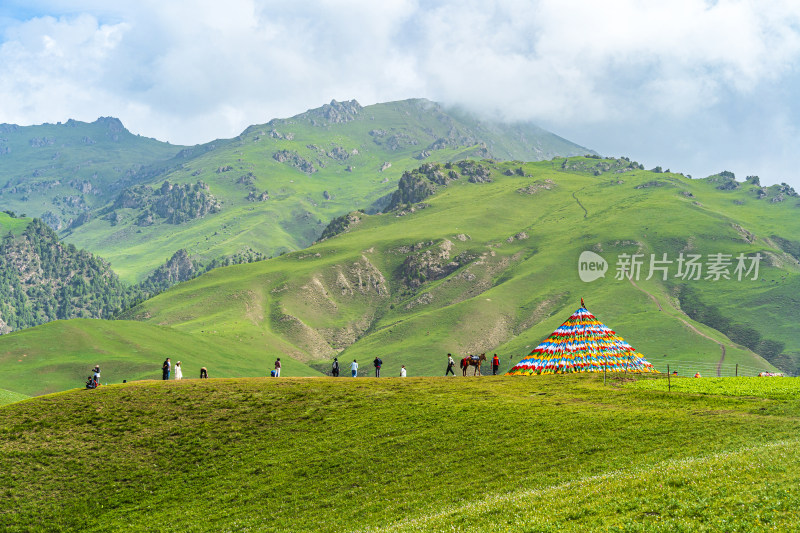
[162,358,171,380]
[446,354,456,376]
[86,376,97,389]
[373,356,383,377]
[332,357,340,377]
[492,354,500,375]
[200,367,208,379]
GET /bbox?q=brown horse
[465,353,487,376]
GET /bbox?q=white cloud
[2,0,800,184]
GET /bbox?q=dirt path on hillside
[626,275,725,376]
[572,190,588,218]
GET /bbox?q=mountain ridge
[46,97,593,282]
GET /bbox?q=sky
[1,0,800,187]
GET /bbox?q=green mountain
[0,117,186,230]
[9,98,591,282]
[2,157,799,395]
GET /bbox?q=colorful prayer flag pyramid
[506,299,658,375]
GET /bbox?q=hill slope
[0,388,27,406]
[58,98,592,281]
[3,158,799,394]
[0,319,321,396]
[0,376,798,531]
[122,159,796,372]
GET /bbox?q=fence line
[647,360,788,378]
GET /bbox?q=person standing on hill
[461,356,469,377]
[492,354,500,375]
[351,359,359,377]
[274,358,282,377]
[332,357,340,377]
[200,367,208,379]
[400,365,407,377]
[92,364,101,385]
[174,361,183,380]
[373,356,383,378]
[162,358,171,380]
[446,354,456,376]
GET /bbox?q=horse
[465,353,487,376]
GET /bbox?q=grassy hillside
[0,319,321,396]
[0,388,27,406]
[123,158,794,373]
[0,376,798,531]
[2,157,798,394]
[0,212,30,235]
[61,99,592,282]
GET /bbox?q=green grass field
[0,212,31,235]
[1,375,798,531]
[0,388,28,406]
[0,319,322,396]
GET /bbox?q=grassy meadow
[0,212,31,235]
[0,319,321,396]
[0,389,28,406]
[1,375,799,531]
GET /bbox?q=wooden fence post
[667,364,671,392]
[735,363,738,377]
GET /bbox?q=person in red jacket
[492,354,500,375]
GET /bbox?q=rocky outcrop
[457,160,492,183]
[143,249,199,286]
[246,191,269,202]
[237,172,255,188]
[399,240,474,287]
[111,181,220,225]
[327,146,350,161]
[387,162,461,210]
[319,212,362,241]
[516,179,555,195]
[301,99,362,125]
[273,150,317,174]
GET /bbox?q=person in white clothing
[174,361,183,380]
[350,359,358,377]
[400,365,406,377]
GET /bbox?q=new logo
[578,251,608,282]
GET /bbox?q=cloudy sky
[2,0,800,186]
